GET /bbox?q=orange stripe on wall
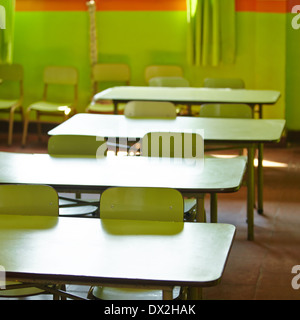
[16,0,289,13]
[236,0,257,11]
[15,0,186,11]
[236,0,288,13]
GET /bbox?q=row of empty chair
[0,184,185,300]
[0,62,251,146]
[0,64,79,146]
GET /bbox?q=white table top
[0,152,246,193]
[93,86,281,105]
[0,215,236,288]
[48,113,286,144]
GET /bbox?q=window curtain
[0,0,15,63]
[186,0,236,67]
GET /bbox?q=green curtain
[186,0,236,67]
[0,0,15,63]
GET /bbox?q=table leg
[210,193,218,223]
[113,101,118,114]
[186,103,192,116]
[258,104,263,119]
[257,143,264,214]
[162,288,173,300]
[195,194,206,222]
[188,287,203,300]
[247,145,255,241]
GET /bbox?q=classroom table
[0,215,235,300]
[48,114,286,240]
[0,151,246,224]
[92,86,281,117]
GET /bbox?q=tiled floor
[1,132,300,300]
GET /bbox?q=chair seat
[90,286,181,300]
[0,99,19,109]
[0,281,45,297]
[59,205,99,217]
[29,101,72,113]
[59,198,99,217]
[184,198,196,212]
[184,198,197,221]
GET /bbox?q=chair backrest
[0,64,23,99]
[124,101,177,118]
[100,187,184,222]
[0,64,23,82]
[92,63,130,83]
[149,76,190,88]
[43,66,78,104]
[145,65,183,84]
[141,132,204,159]
[203,78,245,89]
[48,135,107,157]
[199,104,253,119]
[44,66,78,85]
[201,77,252,118]
[0,184,58,216]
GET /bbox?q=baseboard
[0,120,57,134]
[286,130,300,143]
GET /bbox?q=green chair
[200,77,252,118]
[0,64,24,146]
[85,63,130,114]
[88,187,185,300]
[122,100,176,155]
[148,76,190,115]
[141,132,205,221]
[199,103,253,119]
[200,77,253,153]
[144,65,183,85]
[203,77,245,89]
[148,76,190,88]
[48,135,108,217]
[124,100,177,119]
[0,184,64,299]
[22,66,79,147]
[48,134,107,157]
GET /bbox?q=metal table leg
[257,143,264,214]
[195,194,206,222]
[247,145,255,240]
[210,193,218,223]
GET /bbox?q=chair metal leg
[8,109,14,146]
[36,112,42,142]
[22,109,31,147]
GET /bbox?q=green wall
[13,11,187,114]
[11,10,287,124]
[286,12,300,131]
